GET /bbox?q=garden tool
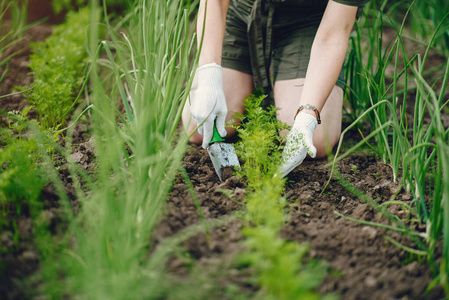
[207,121,241,181]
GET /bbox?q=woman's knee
[313,126,341,158]
[313,86,343,158]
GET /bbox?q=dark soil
[0,23,51,300]
[282,155,441,300]
[0,24,52,114]
[154,144,445,300]
[1,20,446,300]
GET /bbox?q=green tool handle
[210,121,225,143]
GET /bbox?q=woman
[182,0,371,177]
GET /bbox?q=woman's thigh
[274,78,343,158]
[182,68,254,145]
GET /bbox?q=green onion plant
[21,0,199,297]
[344,0,403,178]
[37,0,200,298]
[399,0,449,57]
[0,0,28,86]
[334,0,449,293]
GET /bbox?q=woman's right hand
[190,63,228,149]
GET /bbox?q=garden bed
[1,4,448,300]
[153,144,444,300]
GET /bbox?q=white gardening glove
[190,63,228,149]
[280,111,318,177]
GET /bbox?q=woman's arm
[197,0,231,66]
[188,0,231,148]
[300,1,358,115]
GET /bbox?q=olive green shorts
[222,0,346,90]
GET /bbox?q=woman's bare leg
[274,78,343,158]
[182,68,254,145]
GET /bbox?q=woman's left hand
[280,112,318,177]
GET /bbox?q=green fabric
[222,0,371,92]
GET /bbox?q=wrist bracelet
[294,104,321,124]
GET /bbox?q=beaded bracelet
[294,104,321,124]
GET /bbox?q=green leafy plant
[21,7,90,129]
[6,106,32,137]
[235,94,288,188]
[51,0,87,14]
[0,136,47,219]
[0,112,66,296]
[51,0,138,14]
[235,94,331,300]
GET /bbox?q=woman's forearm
[300,1,358,113]
[197,0,230,66]
[300,32,351,111]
